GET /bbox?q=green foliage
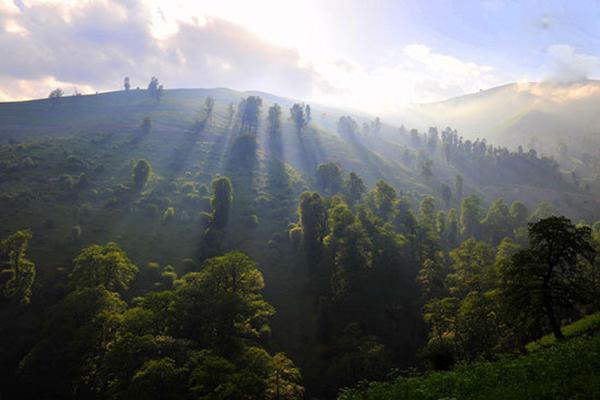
[175,252,274,353]
[71,242,138,292]
[0,230,36,304]
[326,203,373,302]
[460,194,481,239]
[19,287,126,398]
[298,191,327,264]
[509,200,529,228]
[316,162,343,195]
[481,198,511,243]
[501,216,595,340]
[367,180,397,220]
[345,172,366,206]
[339,336,600,400]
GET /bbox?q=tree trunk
[543,291,564,340]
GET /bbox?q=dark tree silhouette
[502,216,596,339]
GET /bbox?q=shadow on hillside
[344,132,385,181]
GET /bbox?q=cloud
[314,43,504,114]
[546,44,600,82]
[0,0,321,100]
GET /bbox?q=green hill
[1,88,599,399]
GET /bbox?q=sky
[1,0,599,113]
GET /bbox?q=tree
[367,180,396,220]
[289,103,310,134]
[298,192,328,266]
[124,77,131,91]
[446,238,495,297]
[132,159,152,191]
[176,252,274,353]
[147,76,163,102]
[481,198,511,244]
[419,196,436,231]
[326,204,373,303]
[345,172,366,207]
[337,116,359,139]
[18,287,126,399]
[266,353,304,400]
[501,217,596,340]
[70,243,138,292]
[128,357,187,400]
[509,200,529,228]
[460,194,481,239]
[49,88,63,107]
[1,230,36,304]
[316,162,342,195]
[48,88,63,99]
[240,96,263,134]
[210,176,234,230]
[447,208,459,246]
[267,104,282,136]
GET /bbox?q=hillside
[404,80,600,157]
[1,87,600,399]
[2,88,598,222]
[338,335,600,400]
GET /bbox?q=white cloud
[546,44,600,82]
[0,0,322,100]
[0,0,506,114]
[314,44,505,114]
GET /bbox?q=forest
[1,81,599,400]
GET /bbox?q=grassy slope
[339,335,600,400]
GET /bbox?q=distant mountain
[404,80,600,155]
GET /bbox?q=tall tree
[290,103,310,134]
[501,217,596,339]
[460,194,481,239]
[367,180,397,220]
[298,192,328,269]
[345,172,366,207]
[481,198,511,244]
[240,96,263,135]
[267,103,282,136]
